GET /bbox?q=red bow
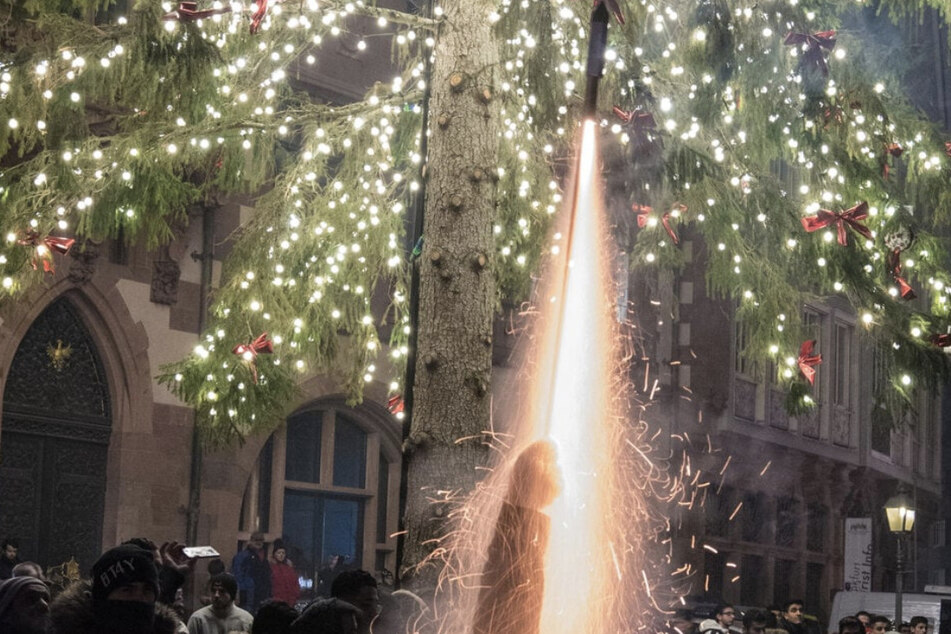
[18,231,75,274]
[931,333,951,348]
[613,106,655,129]
[232,332,274,383]
[387,394,404,415]
[823,105,844,129]
[161,2,233,21]
[801,201,871,246]
[250,0,268,34]
[797,340,822,385]
[633,203,680,246]
[887,249,916,300]
[883,143,903,180]
[783,30,837,76]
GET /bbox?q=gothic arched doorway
[0,297,112,573]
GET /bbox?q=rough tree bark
[400,0,500,593]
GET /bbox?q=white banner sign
[844,518,873,592]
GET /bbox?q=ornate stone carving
[800,406,820,439]
[734,377,756,421]
[2,415,111,444]
[67,240,101,285]
[5,298,111,419]
[768,388,788,430]
[832,406,851,447]
[150,259,181,305]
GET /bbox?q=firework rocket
[583,0,622,118]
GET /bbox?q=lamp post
[884,485,916,628]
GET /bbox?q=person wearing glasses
[700,604,742,634]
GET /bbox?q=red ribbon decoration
[783,30,837,76]
[945,142,951,158]
[888,249,916,300]
[161,2,233,22]
[822,105,844,129]
[249,0,268,34]
[797,340,822,385]
[232,332,274,383]
[613,106,656,130]
[634,204,652,228]
[632,203,680,246]
[17,231,75,274]
[883,143,903,180]
[800,201,872,246]
[931,333,951,348]
[387,394,404,416]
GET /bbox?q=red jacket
[269,560,300,606]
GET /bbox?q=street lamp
[884,485,916,628]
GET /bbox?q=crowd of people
[0,535,391,634]
[683,600,932,634]
[2,532,942,634]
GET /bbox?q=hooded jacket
[50,580,185,634]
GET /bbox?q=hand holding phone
[182,546,220,559]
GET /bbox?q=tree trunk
[401,0,499,593]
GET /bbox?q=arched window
[239,401,400,601]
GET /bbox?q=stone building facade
[634,233,945,623]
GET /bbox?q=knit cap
[91,545,159,606]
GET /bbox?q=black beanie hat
[91,545,159,606]
[210,572,238,598]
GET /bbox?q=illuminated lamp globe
[884,488,916,534]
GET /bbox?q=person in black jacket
[0,538,20,581]
[49,544,182,634]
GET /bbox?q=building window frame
[238,399,402,587]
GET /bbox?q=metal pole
[186,202,216,546]
[394,0,435,588]
[895,534,904,627]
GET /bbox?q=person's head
[839,616,865,634]
[900,623,912,634]
[743,609,770,634]
[2,539,18,563]
[209,573,238,612]
[508,439,561,510]
[91,544,159,633]
[768,606,782,620]
[11,562,45,582]
[248,532,266,552]
[0,577,51,634]
[252,600,299,634]
[910,617,928,634]
[331,570,380,632]
[207,558,226,576]
[273,541,288,564]
[120,537,161,567]
[857,612,872,628]
[870,615,891,634]
[671,609,696,634]
[291,598,359,634]
[716,604,737,627]
[171,587,187,622]
[783,600,804,624]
